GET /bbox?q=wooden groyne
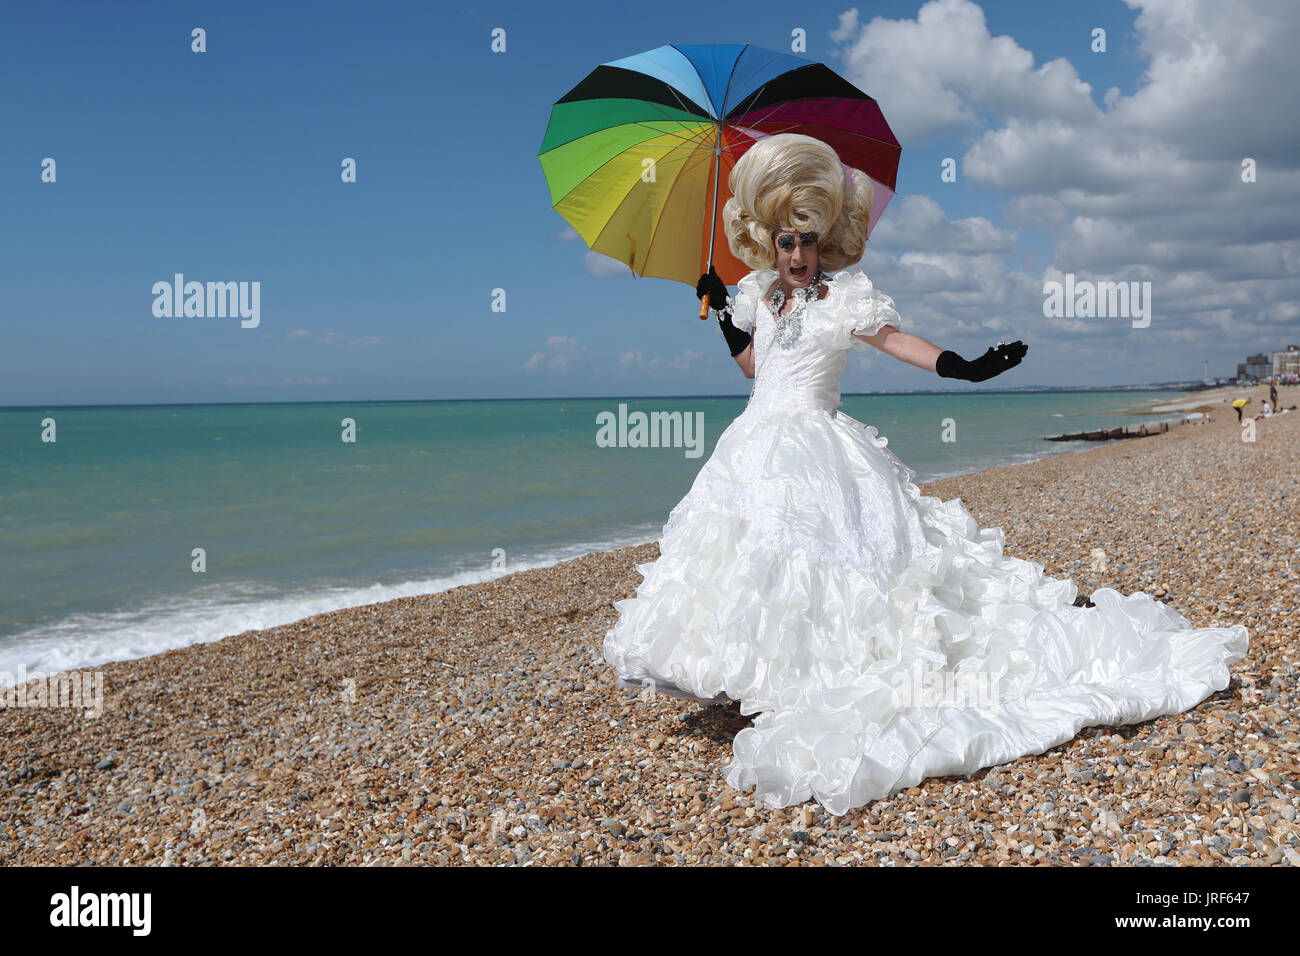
[1044,417,1203,442]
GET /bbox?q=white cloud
[523,335,587,375]
[584,250,636,277]
[1005,195,1069,229]
[833,0,1096,143]
[868,195,1016,253]
[830,8,859,43]
[649,349,706,374]
[1115,0,1300,162]
[223,376,332,388]
[284,329,389,348]
[826,0,1300,380]
[616,348,709,375]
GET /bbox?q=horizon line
[0,382,1222,411]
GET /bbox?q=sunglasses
[775,232,818,251]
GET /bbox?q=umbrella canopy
[538,43,901,288]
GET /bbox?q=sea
[0,390,1198,681]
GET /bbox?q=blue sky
[3,0,1296,405]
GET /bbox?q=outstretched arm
[854,325,942,371]
[854,325,1028,382]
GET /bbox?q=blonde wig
[723,133,874,271]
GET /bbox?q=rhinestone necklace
[766,270,829,349]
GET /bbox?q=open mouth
[791,265,808,277]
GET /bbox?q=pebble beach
[2,385,1297,867]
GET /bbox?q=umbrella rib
[585,130,716,276]
[655,73,715,121]
[625,121,714,151]
[548,118,717,209]
[549,98,717,155]
[601,91,717,150]
[565,116,713,220]
[730,98,899,148]
[636,140,718,276]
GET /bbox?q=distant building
[1236,348,1297,384]
[1273,345,1300,381]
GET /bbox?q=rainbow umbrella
[538,43,901,316]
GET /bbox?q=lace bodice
[730,268,901,415]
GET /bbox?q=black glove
[697,266,751,357]
[937,341,1028,382]
[696,265,728,311]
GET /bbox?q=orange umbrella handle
[699,293,710,320]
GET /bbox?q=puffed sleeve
[730,270,772,333]
[728,290,754,333]
[811,270,901,351]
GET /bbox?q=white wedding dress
[603,267,1250,816]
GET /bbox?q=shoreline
[2,385,1296,865]
[1105,382,1293,416]
[0,387,1232,681]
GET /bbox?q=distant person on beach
[603,132,1249,817]
[1270,383,1279,409]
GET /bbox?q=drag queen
[603,133,1249,816]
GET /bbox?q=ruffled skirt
[603,404,1249,816]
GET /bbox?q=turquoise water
[0,391,1192,677]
